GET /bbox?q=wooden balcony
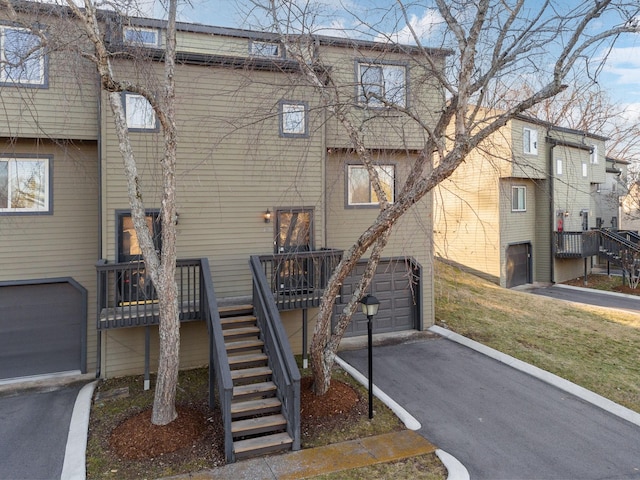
[554,231,599,258]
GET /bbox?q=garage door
[506,243,532,288]
[333,258,420,337]
[0,279,87,380]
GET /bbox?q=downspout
[548,139,556,284]
[96,73,103,379]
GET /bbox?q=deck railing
[553,231,599,258]
[256,249,343,311]
[96,258,202,330]
[249,255,301,452]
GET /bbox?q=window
[123,26,159,47]
[523,128,538,155]
[357,62,406,107]
[280,101,307,137]
[250,41,280,57]
[0,156,50,214]
[0,26,45,86]
[124,93,157,131]
[347,164,395,206]
[556,159,563,175]
[117,210,161,262]
[582,162,588,177]
[512,186,526,212]
[590,144,598,164]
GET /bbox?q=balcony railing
[96,258,202,330]
[256,249,343,311]
[554,231,599,258]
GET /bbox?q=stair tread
[231,366,272,380]
[233,381,277,397]
[223,326,260,337]
[219,304,254,317]
[225,339,264,350]
[228,353,268,364]
[221,315,257,325]
[234,432,292,454]
[232,414,287,433]
[231,396,281,414]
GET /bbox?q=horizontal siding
[0,138,99,373]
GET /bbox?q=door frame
[274,207,314,253]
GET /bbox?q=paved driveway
[0,384,83,480]
[340,337,640,479]
[527,284,640,313]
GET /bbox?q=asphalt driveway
[527,284,640,313]
[0,383,83,480]
[340,336,640,479]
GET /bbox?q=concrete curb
[61,380,97,480]
[429,325,640,428]
[436,449,470,480]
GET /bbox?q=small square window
[124,93,157,131]
[523,128,538,155]
[347,164,395,206]
[0,26,46,86]
[582,162,588,177]
[250,41,280,57]
[590,144,598,164]
[123,26,159,47]
[357,62,406,108]
[280,101,307,137]
[512,186,526,212]
[556,159,563,175]
[0,156,51,214]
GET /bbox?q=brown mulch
[105,376,361,466]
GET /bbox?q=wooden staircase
[219,304,294,460]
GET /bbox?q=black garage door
[334,258,420,337]
[0,279,86,380]
[506,243,532,288]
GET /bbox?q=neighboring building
[434,115,609,287]
[595,156,628,230]
[0,7,446,384]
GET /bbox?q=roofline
[514,113,609,142]
[606,156,631,165]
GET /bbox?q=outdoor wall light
[264,209,272,223]
[359,294,380,419]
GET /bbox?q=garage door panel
[0,281,85,380]
[334,258,419,337]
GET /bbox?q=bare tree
[0,0,183,425]
[259,0,640,395]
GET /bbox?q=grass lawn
[434,260,640,413]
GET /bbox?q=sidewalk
[165,430,436,480]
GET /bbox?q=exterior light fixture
[264,209,272,223]
[359,294,380,419]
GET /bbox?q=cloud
[376,9,444,45]
[598,46,640,85]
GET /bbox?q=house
[0,4,446,460]
[434,115,612,287]
[595,156,628,230]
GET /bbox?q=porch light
[359,294,380,419]
[264,209,272,223]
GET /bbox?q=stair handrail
[199,258,235,462]
[598,229,640,253]
[249,255,301,452]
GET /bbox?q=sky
[139,0,640,143]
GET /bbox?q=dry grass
[434,260,640,412]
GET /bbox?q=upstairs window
[357,62,406,108]
[279,101,308,137]
[124,93,157,131]
[347,164,395,206]
[0,26,45,86]
[123,26,159,47]
[0,156,51,214]
[523,128,538,155]
[250,41,280,57]
[556,159,563,175]
[582,162,588,178]
[511,186,526,212]
[590,144,598,164]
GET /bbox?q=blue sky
[149,0,640,122]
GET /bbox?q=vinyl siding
[0,138,99,373]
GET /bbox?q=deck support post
[144,325,151,390]
[584,258,588,286]
[302,309,308,369]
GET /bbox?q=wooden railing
[256,249,343,311]
[553,231,599,258]
[249,255,301,452]
[96,259,202,330]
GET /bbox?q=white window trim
[0,26,46,86]
[511,185,526,212]
[0,156,51,214]
[590,144,598,164]
[124,93,158,131]
[357,61,407,108]
[582,162,588,178]
[123,26,159,47]
[523,127,538,155]
[279,101,308,137]
[556,158,563,175]
[347,164,395,207]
